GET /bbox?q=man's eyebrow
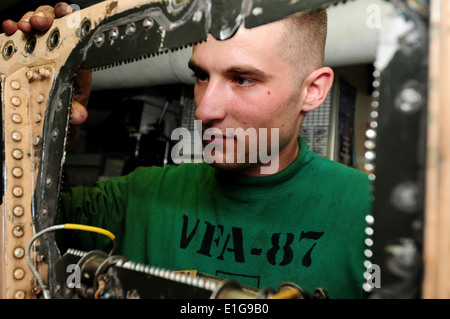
[188,59,270,79]
[225,66,270,79]
[188,59,203,72]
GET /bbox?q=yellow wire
[64,223,116,241]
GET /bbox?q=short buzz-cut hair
[280,8,328,83]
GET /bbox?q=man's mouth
[203,134,234,144]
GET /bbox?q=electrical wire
[64,223,117,254]
[25,223,117,299]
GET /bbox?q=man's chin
[207,161,258,173]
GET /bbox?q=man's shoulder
[303,153,372,201]
[312,153,369,182]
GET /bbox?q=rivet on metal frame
[25,70,38,81]
[11,114,22,123]
[12,186,24,197]
[33,136,42,146]
[126,22,136,36]
[11,97,21,106]
[252,7,263,16]
[13,247,25,259]
[56,99,63,112]
[14,290,25,299]
[390,181,420,213]
[143,18,154,30]
[13,268,25,280]
[11,131,22,142]
[51,129,59,141]
[12,226,24,238]
[396,86,422,113]
[13,205,24,217]
[109,27,119,41]
[10,80,20,90]
[94,33,106,47]
[192,10,203,23]
[12,149,23,160]
[36,94,45,103]
[37,68,51,79]
[12,167,23,178]
[400,28,422,55]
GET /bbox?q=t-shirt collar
[213,137,309,195]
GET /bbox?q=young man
[3,3,372,298]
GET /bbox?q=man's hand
[71,69,91,126]
[2,2,91,129]
[68,68,91,148]
[2,2,73,35]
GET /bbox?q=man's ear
[301,67,334,112]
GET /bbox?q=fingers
[69,69,90,146]
[3,11,34,35]
[73,69,93,108]
[28,5,55,32]
[71,101,88,126]
[2,19,18,35]
[71,69,92,126]
[54,2,74,18]
[3,2,72,35]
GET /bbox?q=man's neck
[236,137,300,177]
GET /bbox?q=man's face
[189,22,306,176]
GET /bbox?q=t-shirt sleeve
[56,173,132,253]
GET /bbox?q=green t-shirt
[59,138,372,298]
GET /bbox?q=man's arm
[2,2,91,128]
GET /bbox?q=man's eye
[193,72,209,82]
[234,77,253,86]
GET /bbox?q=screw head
[13,268,25,280]
[14,247,25,259]
[12,186,24,197]
[11,113,22,123]
[13,226,24,238]
[12,167,23,178]
[13,205,24,217]
[12,149,23,159]
[94,33,105,47]
[125,23,136,35]
[143,18,154,29]
[11,96,21,106]
[11,131,22,142]
[109,27,119,40]
[11,80,20,90]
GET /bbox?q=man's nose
[194,80,227,124]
